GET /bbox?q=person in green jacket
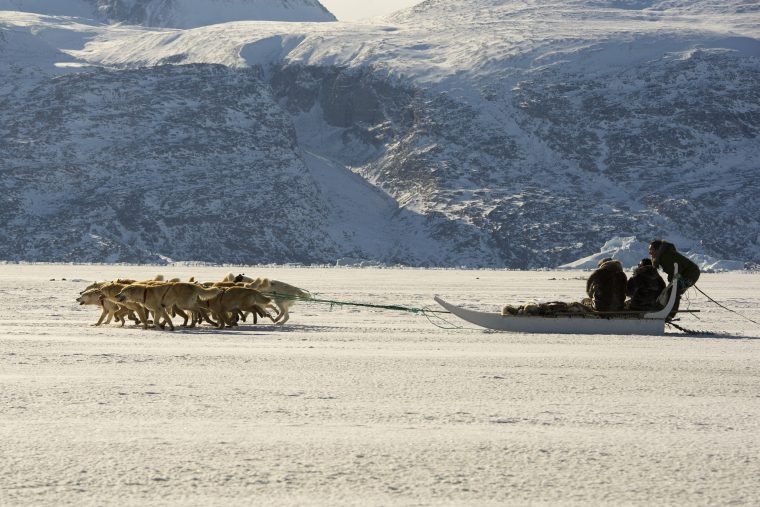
[648,239,701,318]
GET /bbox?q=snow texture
[1,264,759,505]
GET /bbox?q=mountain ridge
[0,0,336,27]
[1,1,758,268]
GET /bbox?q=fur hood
[598,259,624,272]
[632,264,659,278]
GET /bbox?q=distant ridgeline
[0,0,758,267]
[0,0,336,27]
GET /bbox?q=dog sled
[434,265,680,336]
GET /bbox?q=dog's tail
[271,281,311,300]
[293,288,312,300]
[195,285,222,301]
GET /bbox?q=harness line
[261,291,484,329]
[261,292,495,331]
[263,291,449,315]
[665,319,717,336]
[693,285,759,326]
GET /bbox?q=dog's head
[76,289,102,305]
[115,284,142,303]
[80,281,104,295]
[234,274,245,283]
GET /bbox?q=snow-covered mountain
[1,1,758,267]
[0,0,335,27]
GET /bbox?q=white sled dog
[242,277,311,324]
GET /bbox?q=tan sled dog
[116,283,221,331]
[204,287,274,328]
[77,288,132,326]
[245,278,310,324]
[98,282,150,326]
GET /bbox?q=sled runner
[434,265,679,336]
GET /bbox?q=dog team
[76,273,311,330]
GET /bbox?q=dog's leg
[191,308,209,327]
[115,308,128,326]
[163,307,175,331]
[156,306,174,331]
[248,305,271,324]
[146,307,165,330]
[201,309,218,327]
[135,307,149,328]
[94,307,108,326]
[187,309,198,328]
[272,307,284,323]
[213,311,227,329]
[223,312,237,327]
[128,310,140,325]
[272,300,290,324]
[103,307,115,325]
[174,307,190,327]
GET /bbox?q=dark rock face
[510,47,760,263]
[0,0,336,26]
[91,0,336,26]
[3,48,759,266]
[0,65,339,263]
[267,46,760,267]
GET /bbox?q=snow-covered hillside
[1,0,758,267]
[0,0,336,27]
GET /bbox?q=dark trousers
[670,275,699,318]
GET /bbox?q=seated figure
[626,258,667,311]
[585,258,627,312]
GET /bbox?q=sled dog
[77,288,133,326]
[116,282,221,331]
[203,287,274,328]
[245,278,310,324]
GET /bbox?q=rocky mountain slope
[1,1,758,267]
[0,0,335,27]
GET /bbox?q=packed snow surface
[1,264,759,505]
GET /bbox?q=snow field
[1,264,759,505]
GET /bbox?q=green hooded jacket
[653,242,700,284]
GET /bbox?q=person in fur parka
[626,258,666,311]
[586,258,627,312]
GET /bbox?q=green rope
[259,291,496,331]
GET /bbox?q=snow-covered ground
[1,264,759,505]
